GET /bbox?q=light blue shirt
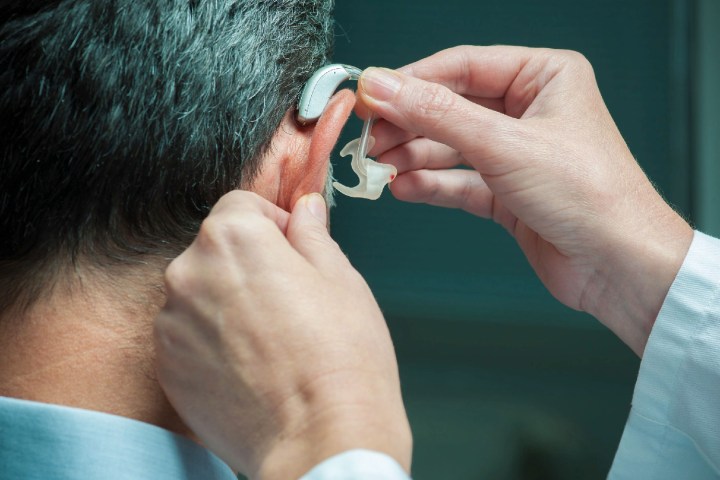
[303,231,720,479]
[0,395,235,480]
[2,232,718,479]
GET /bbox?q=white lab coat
[302,231,720,479]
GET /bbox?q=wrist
[250,368,412,480]
[254,392,412,479]
[582,198,693,356]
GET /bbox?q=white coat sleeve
[299,449,411,480]
[609,231,720,479]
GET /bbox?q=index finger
[210,190,291,236]
[398,45,535,99]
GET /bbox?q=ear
[248,89,356,211]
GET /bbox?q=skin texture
[249,89,356,210]
[0,90,356,442]
[154,46,693,477]
[155,192,411,479]
[359,46,693,356]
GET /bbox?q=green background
[328,1,704,478]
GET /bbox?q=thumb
[359,67,518,175]
[286,193,347,272]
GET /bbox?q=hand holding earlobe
[155,190,411,479]
[285,193,347,273]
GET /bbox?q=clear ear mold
[297,64,396,201]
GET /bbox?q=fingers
[390,169,494,219]
[379,137,470,174]
[286,193,352,275]
[166,191,296,301]
[397,45,535,99]
[358,67,517,173]
[397,45,595,120]
[176,191,350,292]
[209,190,291,237]
[368,118,417,157]
[367,98,506,157]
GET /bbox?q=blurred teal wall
[329,1,696,478]
[694,0,720,236]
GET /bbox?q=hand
[358,45,693,355]
[154,191,411,479]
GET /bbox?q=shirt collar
[0,395,236,480]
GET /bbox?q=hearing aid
[296,64,362,125]
[296,64,396,200]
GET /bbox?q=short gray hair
[0,0,335,314]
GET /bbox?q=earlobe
[257,89,355,211]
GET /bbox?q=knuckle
[211,190,267,219]
[228,217,269,244]
[214,189,253,209]
[196,215,228,247]
[163,256,190,296]
[425,174,443,204]
[439,44,472,62]
[454,44,474,53]
[197,211,268,248]
[563,49,589,65]
[460,174,476,211]
[406,83,458,136]
[412,82,455,119]
[558,49,595,75]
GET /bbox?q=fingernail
[305,193,327,224]
[361,67,402,101]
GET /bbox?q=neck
[0,267,191,437]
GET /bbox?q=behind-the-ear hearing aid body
[296,64,396,201]
[297,64,362,125]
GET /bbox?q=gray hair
[0,0,335,314]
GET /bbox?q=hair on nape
[0,0,335,315]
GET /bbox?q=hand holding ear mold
[297,64,396,200]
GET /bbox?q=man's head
[0,0,353,317]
